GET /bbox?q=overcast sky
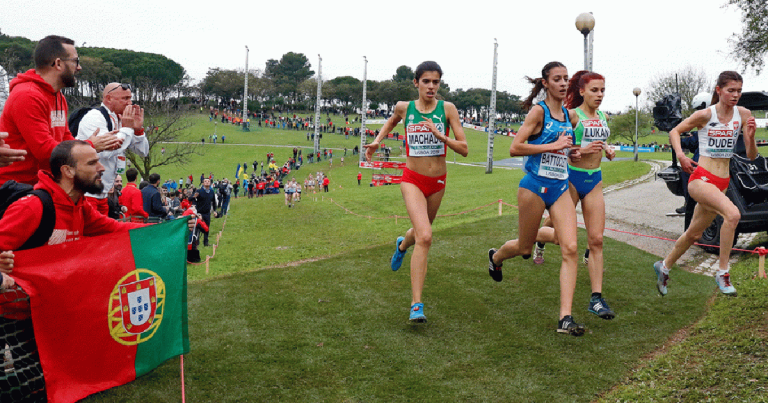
[1,0,764,112]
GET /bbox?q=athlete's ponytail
[521,61,566,111]
[710,71,743,105]
[565,70,605,109]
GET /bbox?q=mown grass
[86,216,713,403]
[598,254,768,402]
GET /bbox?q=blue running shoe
[715,272,737,296]
[557,315,585,336]
[653,261,668,296]
[588,296,616,320]
[409,303,427,323]
[391,236,407,271]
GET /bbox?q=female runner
[365,61,468,323]
[487,61,585,336]
[654,71,757,296]
[531,70,616,320]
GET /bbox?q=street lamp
[242,46,250,132]
[633,87,641,162]
[575,12,595,71]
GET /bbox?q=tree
[645,66,709,115]
[393,65,414,82]
[727,0,768,74]
[264,52,314,103]
[608,108,654,145]
[125,102,202,180]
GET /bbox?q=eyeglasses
[107,83,131,94]
[52,57,80,67]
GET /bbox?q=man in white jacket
[76,82,149,215]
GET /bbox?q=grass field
[80,112,768,402]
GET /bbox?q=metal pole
[313,55,322,154]
[583,33,589,71]
[360,56,368,162]
[588,29,594,71]
[242,46,249,132]
[486,39,498,174]
[634,95,639,162]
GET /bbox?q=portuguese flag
[12,219,190,403]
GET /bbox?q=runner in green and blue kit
[486,62,586,336]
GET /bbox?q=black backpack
[0,180,56,250]
[68,105,112,136]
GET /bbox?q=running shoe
[653,261,669,296]
[391,236,407,271]
[533,243,545,264]
[409,303,427,323]
[715,272,737,296]
[588,296,616,320]
[583,249,590,265]
[488,248,503,282]
[557,315,585,336]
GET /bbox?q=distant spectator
[141,173,167,220]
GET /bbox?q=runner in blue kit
[654,71,758,297]
[365,61,468,323]
[532,70,617,320]
[486,61,586,336]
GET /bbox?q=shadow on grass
[86,216,713,403]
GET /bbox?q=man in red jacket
[119,167,148,221]
[0,35,120,185]
[0,140,146,254]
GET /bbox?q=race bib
[704,128,737,159]
[581,119,609,146]
[406,122,445,157]
[538,150,569,180]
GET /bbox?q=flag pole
[180,355,187,403]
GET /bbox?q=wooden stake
[498,199,502,216]
[759,248,767,279]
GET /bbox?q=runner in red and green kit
[365,61,468,323]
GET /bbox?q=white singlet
[698,105,742,159]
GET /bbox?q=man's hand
[186,215,196,232]
[0,251,15,274]
[0,132,26,167]
[120,105,145,131]
[1,273,14,289]
[89,128,123,151]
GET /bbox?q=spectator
[218,178,231,216]
[106,173,126,220]
[357,171,362,185]
[119,168,148,221]
[0,141,148,393]
[141,173,167,220]
[323,175,330,192]
[0,35,120,185]
[76,82,149,215]
[194,178,217,247]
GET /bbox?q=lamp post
[633,87,641,162]
[486,38,498,174]
[360,56,368,162]
[575,13,595,71]
[242,45,250,132]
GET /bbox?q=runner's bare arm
[670,109,709,173]
[741,107,758,160]
[510,106,571,157]
[365,102,406,161]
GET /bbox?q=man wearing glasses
[76,82,149,215]
[0,35,121,186]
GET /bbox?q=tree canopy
[645,66,709,115]
[727,0,768,74]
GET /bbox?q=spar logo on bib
[108,269,166,346]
